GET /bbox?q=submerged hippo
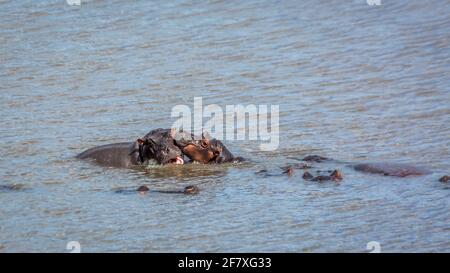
[76,128,216,168]
[0,184,26,192]
[352,163,431,177]
[136,185,199,195]
[302,170,343,182]
[293,155,431,178]
[439,175,449,183]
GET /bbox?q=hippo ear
[137,138,157,156]
[201,131,211,140]
[169,128,180,140]
[172,129,194,143]
[137,138,157,146]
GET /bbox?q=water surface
[0,0,449,252]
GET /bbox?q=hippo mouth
[167,156,184,165]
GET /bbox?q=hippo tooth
[174,157,184,165]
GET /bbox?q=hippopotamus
[115,185,199,195]
[297,155,431,177]
[136,185,199,195]
[0,184,25,192]
[276,155,432,182]
[352,162,431,177]
[439,175,449,183]
[302,170,343,182]
[77,129,244,168]
[76,128,217,168]
[161,130,244,164]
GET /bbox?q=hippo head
[138,129,184,165]
[172,130,244,164]
[171,130,216,164]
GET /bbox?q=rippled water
[1,0,449,252]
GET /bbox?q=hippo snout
[209,139,244,163]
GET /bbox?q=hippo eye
[201,140,208,148]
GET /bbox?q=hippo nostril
[184,185,199,194]
[201,141,208,148]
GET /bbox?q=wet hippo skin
[352,163,431,177]
[76,141,144,168]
